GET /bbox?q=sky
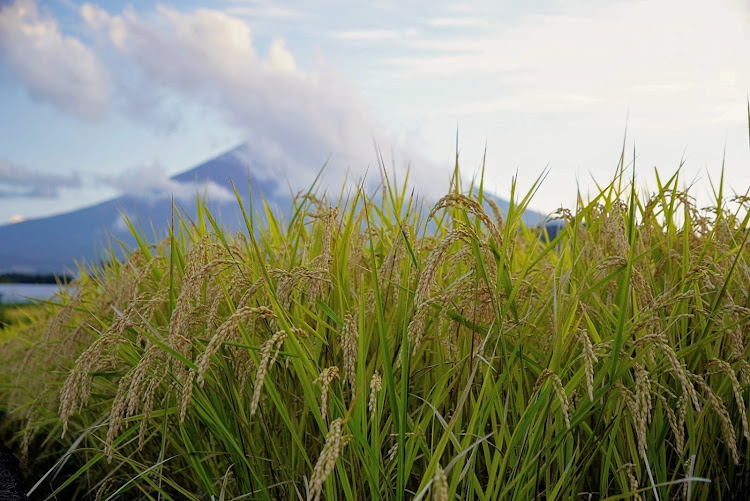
[0,0,748,225]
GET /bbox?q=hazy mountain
[0,145,289,274]
[0,145,547,274]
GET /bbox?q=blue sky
[0,0,748,225]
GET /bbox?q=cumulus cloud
[98,162,235,203]
[0,0,110,119]
[78,3,433,196]
[0,159,82,198]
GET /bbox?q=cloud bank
[385,0,749,127]
[0,159,82,198]
[98,162,235,204]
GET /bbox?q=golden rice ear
[307,418,347,501]
[368,371,382,417]
[616,384,647,457]
[620,463,641,501]
[59,332,122,437]
[250,330,286,416]
[309,206,339,270]
[636,334,701,414]
[415,224,476,306]
[655,391,684,455]
[578,329,598,401]
[693,374,740,465]
[549,371,571,430]
[341,311,358,401]
[196,305,276,387]
[105,371,133,462]
[432,464,449,501]
[534,369,571,429]
[314,366,340,423]
[707,359,750,441]
[429,193,503,249]
[634,363,652,427]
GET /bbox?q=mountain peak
[0,145,287,274]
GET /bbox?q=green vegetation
[0,303,41,332]
[2,153,750,500]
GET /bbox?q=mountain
[0,145,290,274]
[0,145,547,274]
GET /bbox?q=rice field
[0,303,42,334]
[2,156,750,500]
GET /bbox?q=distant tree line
[0,272,75,284]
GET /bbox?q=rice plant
[2,151,750,500]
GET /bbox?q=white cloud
[265,38,296,72]
[0,0,109,119]
[98,162,235,203]
[79,3,436,197]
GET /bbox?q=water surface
[0,283,62,304]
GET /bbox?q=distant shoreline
[0,273,75,285]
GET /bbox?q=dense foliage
[2,161,750,500]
